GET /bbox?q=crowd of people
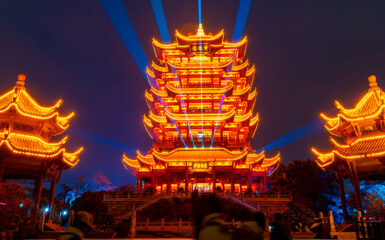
[195,194,292,240]
[59,194,292,240]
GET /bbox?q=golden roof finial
[16,73,26,87]
[197,23,205,36]
[368,75,377,89]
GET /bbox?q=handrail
[103,192,292,201]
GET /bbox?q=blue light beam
[232,0,252,42]
[259,96,357,153]
[198,0,202,24]
[259,118,324,152]
[99,0,149,79]
[150,0,171,43]
[70,128,136,153]
[150,0,193,146]
[155,95,189,149]
[100,0,188,148]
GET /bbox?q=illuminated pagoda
[0,74,83,218]
[312,75,385,217]
[123,25,280,194]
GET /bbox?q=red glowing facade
[312,75,385,214]
[0,74,83,217]
[123,25,280,194]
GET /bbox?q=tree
[267,164,289,194]
[89,172,116,192]
[284,202,316,232]
[285,159,339,213]
[361,180,385,217]
[57,183,76,205]
[58,173,117,205]
[118,184,136,194]
[0,182,32,231]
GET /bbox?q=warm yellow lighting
[312,75,385,170]
[122,25,281,190]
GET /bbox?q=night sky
[0,0,385,187]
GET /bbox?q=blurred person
[58,211,95,240]
[255,211,269,239]
[270,213,292,240]
[232,210,264,240]
[198,194,231,240]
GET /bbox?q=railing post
[145,218,149,230]
[319,212,324,223]
[357,211,367,240]
[353,216,360,240]
[329,210,336,234]
[178,218,182,230]
[161,218,165,230]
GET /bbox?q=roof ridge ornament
[16,73,26,88]
[197,23,205,36]
[368,75,378,89]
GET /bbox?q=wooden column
[263,170,267,193]
[231,173,235,193]
[154,175,158,193]
[212,171,216,193]
[0,160,5,182]
[240,175,243,194]
[151,174,155,194]
[184,170,189,194]
[336,172,349,222]
[33,165,46,216]
[247,171,251,191]
[48,169,62,222]
[166,167,170,194]
[137,173,141,194]
[349,160,363,213]
[220,128,224,143]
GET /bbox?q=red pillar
[240,175,243,194]
[166,167,171,194]
[48,169,61,222]
[0,160,5,182]
[154,175,158,194]
[151,174,155,192]
[33,163,47,217]
[336,172,349,222]
[185,170,189,194]
[349,160,363,213]
[33,174,44,216]
[231,173,235,193]
[263,170,267,193]
[137,173,141,194]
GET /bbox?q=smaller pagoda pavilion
[0,74,83,219]
[312,75,385,219]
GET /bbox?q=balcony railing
[103,192,292,202]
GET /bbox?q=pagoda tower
[0,74,83,218]
[312,75,385,218]
[123,25,280,194]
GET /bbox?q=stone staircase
[104,193,292,223]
